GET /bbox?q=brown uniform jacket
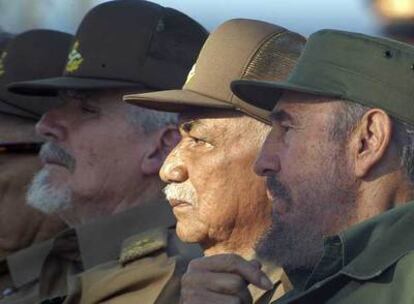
[0,201,194,304]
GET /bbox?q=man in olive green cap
[124,18,305,304]
[179,29,414,303]
[0,29,71,301]
[8,0,207,303]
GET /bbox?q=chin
[176,221,205,244]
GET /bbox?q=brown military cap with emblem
[124,18,305,124]
[9,0,208,95]
[0,30,72,120]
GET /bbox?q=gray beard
[256,154,358,270]
[26,168,72,214]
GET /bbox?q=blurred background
[0,0,413,42]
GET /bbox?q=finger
[187,254,272,290]
[249,259,262,269]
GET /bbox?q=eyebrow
[269,110,294,124]
[180,120,202,133]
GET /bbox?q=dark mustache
[266,175,293,207]
[39,142,76,172]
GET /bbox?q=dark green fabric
[0,30,72,119]
[273,201,414,304]
[231,29,414,126]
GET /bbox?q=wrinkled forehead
[273,91,342,115]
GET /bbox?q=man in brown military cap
[124,18,305,304]
[0,29,71,301]
[180,30,414,303]
[8,0,207,303]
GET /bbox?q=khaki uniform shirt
[274,200,414,304]
[0,201,184,304]
[0,229,80,304]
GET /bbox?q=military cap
[124,18,305,124]
[9,0,208,95]
[0,30,72,120]
[232,29,414,126]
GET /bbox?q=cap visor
[231,79,340,113]
[8,76,145,96]
[124,89,234,113]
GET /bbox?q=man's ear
[141,125,180,176]
[352,109,393,178]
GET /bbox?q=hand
[180,254,273,304]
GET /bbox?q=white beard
[26,168,72,214]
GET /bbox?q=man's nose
[159,150,189,183]
[254,140,281,177]
[36,109,66,142]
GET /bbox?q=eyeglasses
[0,142,42,154]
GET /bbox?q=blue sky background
[0,0,382,36]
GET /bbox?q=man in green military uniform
[178,30,414,303]
[0,29,71,301]
[8,0,207,303]
[124,18,305,304]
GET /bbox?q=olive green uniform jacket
[0,201,199,304]
[273,201,414,304]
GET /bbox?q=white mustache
[163,182,198,206]
[39,142,76,172]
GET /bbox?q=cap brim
[231,79,340,113]
[124,89,234,113]
[8,76,145,96]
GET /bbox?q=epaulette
[119,228,168,266]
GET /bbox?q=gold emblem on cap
[0,52,7,77]
[184,64,196,86]
[65,41,84,73]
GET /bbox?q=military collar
[74,200,176,270]
[339,200,414,280]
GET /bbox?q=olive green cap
[0,30,72,120]
[9,0,207,96]
[124,18,305,124]
[232,29,414,126]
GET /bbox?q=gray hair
[126,105,178,134]
[332,100,414,183]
